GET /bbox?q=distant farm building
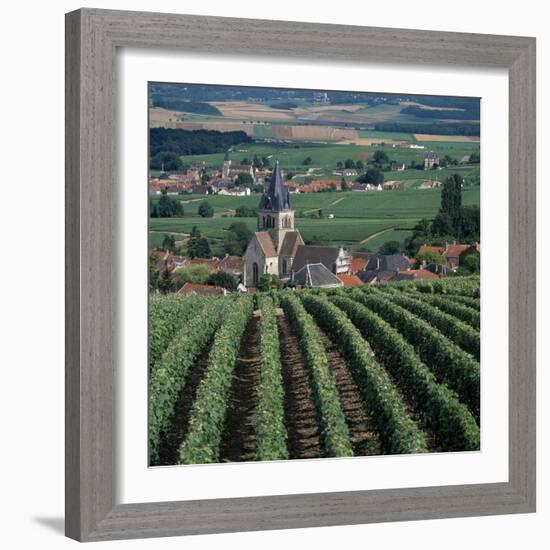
[424,150,440,170]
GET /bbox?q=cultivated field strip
[400,292,480,329]
[391,277,480,298]
[329,295,479,450]
[148,294,208,370]
[148,298,233,464]
[379,289,480,359]
[254,297,289,461]
[300,294,427,455]
[281,295,353,457]
[149,277,481,464]
[179,296,254,464]
[352,289,480,419]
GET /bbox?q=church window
[282,259,287,274]
[252,262,259,285]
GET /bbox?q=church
[243,161,304,287]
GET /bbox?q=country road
[359,227,395,244]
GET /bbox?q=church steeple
[222,149,231,178]
[256,160,295,249]
[259,160,291,211]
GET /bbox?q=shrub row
[383,291,480,359]
[351,290,480,419]
[300,294,427,455]
[405,293,480,330]
[148,298,231,463]
[149,294,207,370]
[281,295,353,458]
[390,277,480,298]
[255,296,288,461]
[178,296,254,464]
[330,295,480,451]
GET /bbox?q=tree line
[150,128,252,160]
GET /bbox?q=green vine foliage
[281,294,353,458]
[179,296,254,464]
[330,294,479,451]
[300,294,427,455]
[255,296,288,461]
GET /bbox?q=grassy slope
[149,186,479,253]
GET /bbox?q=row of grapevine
[148,298,232,463]
[148,294,208,370]
[300,294,427,455]
[401,293,480,329]
[379,289,480,359]
[255,296,288,461]
[352,289,480,419]
[281,294,354,457]
[178,296,254,464]
[390,277,480,298]
[330,295,480,450]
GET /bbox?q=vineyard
[149,277,481,466]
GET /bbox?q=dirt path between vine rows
[277,316,323,459]
[219,314,262,462]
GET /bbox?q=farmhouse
[424,150,440,169]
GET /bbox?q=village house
[218,255,244,281]
[292,245,351,276]
[292,263,342,289]
[391,161,406,171]
[419,179,442,189]
[418,242,480,270]
[424,150,440,170]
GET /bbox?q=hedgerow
[148,298,232,463]
[352,289,480,419]
[178,296,254,464]
[300,294,427,455]
[330,295,480,450]
[281,294,353,458]
[255,296,288,461]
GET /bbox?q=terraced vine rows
[149,277,481,465]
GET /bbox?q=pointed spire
[259,160,291,211]
[224,150,230,162]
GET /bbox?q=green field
[179,141,479,173]
[149,186,480,254]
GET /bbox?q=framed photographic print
[65,8,536,542]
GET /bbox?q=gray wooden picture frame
[65,8,536,542]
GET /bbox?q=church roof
[279,231,304,258]
[254,232,277,257]
[258,160,291,211]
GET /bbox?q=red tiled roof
[219,255,243,273]
[404,269,440,280]
[177,283,225,296]
[350,256,368,274]
[336,274,364,286]
[444,244,470,258]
